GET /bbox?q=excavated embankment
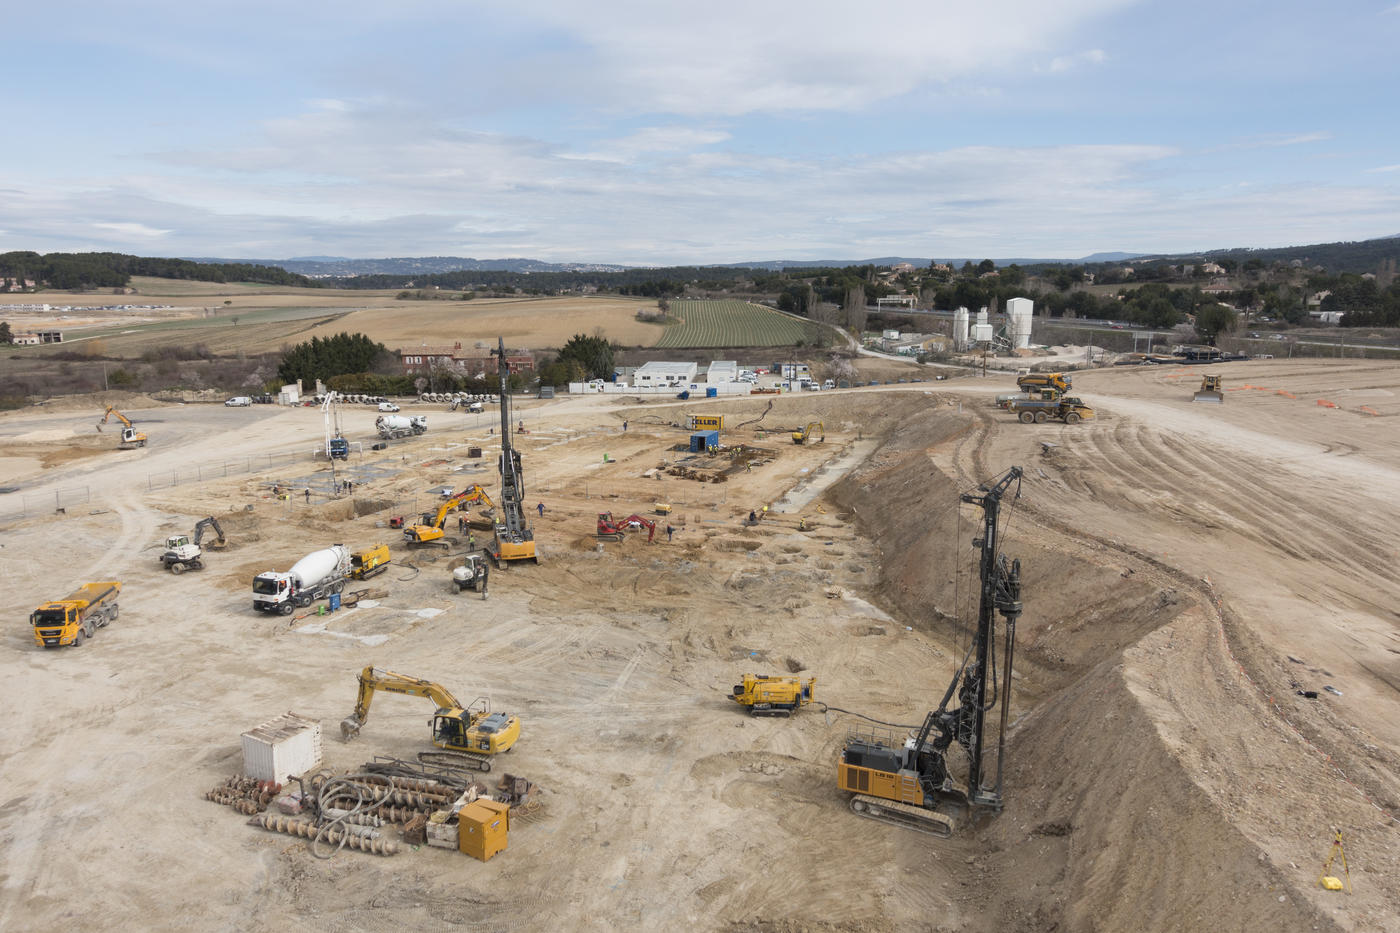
[828,406,1340,933]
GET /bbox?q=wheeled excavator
[837,466,1024,837]
[490,336,537,565]
[159,516,228,573]
[340,667,520,771]
[595,512,656,542]
[791,421,824,444]
[403,485,489,548]
[96,407,147,448]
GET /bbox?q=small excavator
[404,485,494,548]
[158,516,227,574]
[96,406,147,448]
[837,467,1024,837]
[595,512,657,543]
[791,421,824,444]
[340,667,521,771]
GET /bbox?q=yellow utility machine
[348,543,391,579]
[31,581,121,648]
[96,407,147,448]
[791,421,825,444]
[340,667,521,771]
[490,336,537,565]
[404,485,488,548]
[838,467,1024,837]
[1016,372,1071,394]
[731,673,816,716]
[1193,374,1224,404]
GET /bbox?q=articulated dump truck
[32,581,121,648]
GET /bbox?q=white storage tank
[954,307,969,349]
[1007,297,1034,350]
[241,711,323,783]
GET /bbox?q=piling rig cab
[837,466,1024,836]
[490,336,537,566]
[340,666,520,772]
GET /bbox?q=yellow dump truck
[31,581,121,648]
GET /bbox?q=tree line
[0,251,319,290]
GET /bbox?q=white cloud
[1366,163,1400,173]
[491,0,1137,114]
[92,221,171,238]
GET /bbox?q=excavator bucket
[340,716,364,741]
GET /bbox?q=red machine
[595,512,656,543]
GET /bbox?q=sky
[3,0,1400,265]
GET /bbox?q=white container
[241,712,323,783]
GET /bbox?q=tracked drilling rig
[490,337,536,566]
[837,466,1024,836]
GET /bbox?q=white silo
[972,306,993,343]
[954,306,970,349]
[1007,297,1034,350]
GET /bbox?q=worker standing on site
[666,524,674,543]
[537,502,545,518]
[304,487,311,504]
[479,561,490,600]
[623,420,628,432]
[748,510,757,524]
[469,532,476,551]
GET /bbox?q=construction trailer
[689,430,719,452]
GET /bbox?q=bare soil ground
[0,358,1397,932]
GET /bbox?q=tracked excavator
[96,407,147,448]
[490,336,537,566]
[791,421,824,444]
[404,485,497,547]
[595,512,656,542]
[340,667,521,772]
[837,466,1024,837]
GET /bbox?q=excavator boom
[341,666,463,739]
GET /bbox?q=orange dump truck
[31,581,121,648]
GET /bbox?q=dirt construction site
[2,358,1399,932]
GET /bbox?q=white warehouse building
[706,360,738,384]
[633,361,699,387]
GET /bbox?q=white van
[224,396,252,407]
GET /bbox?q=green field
[655,300,819,348]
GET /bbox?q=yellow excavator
[96,407,147,448]
[340,666,521,772]
[404,485,495,548]
[792,421,824,444]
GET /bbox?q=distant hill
[184,235,1400,279]
[184,256,630,276]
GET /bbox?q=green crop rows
[655,300,817,348]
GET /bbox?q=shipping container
[241,712,323,783]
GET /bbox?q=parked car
[224,396,252,407]
[378,401,400,412]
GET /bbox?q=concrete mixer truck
[376,414,428,439]
[252,545,351,614]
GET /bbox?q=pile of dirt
[825,403,1344,932]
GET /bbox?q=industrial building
[632,361,698,387]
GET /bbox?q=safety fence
[145,451,307,491]
[0,485,90,522]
